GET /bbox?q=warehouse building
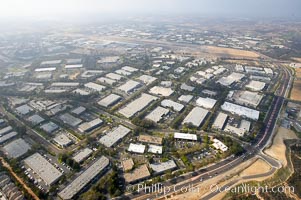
[40,122,59,134]
[73,148,93,163]
[105,73,123,81]
[53,133,73,148]
[137,75,157,85]
[161,99,184,112]
[180,83,195,92]
[98,94,122,108]
[174,132,197,141]
[128,143,146,154]
[118,93,158,118]
[224,125,245,137]
[84,82,106,92]
[232,91,263,107]
[196,97,217,109]
[150,160,177,174]
[138,135,163,145]
[240,120,251,132]
[15,104,33,115]
[27,114,46,126]
[0,132,18,144]
[71,106,86,115]
[145,106,169,123]
[65,64,83,69]
[122,66,138,72]
[221,102,259,120]
[217,72,245,86]
[115,69,131,76]
[149,86,174,97]
[148,144,163,154]
[122,158,134,172]
[212,112,228,130]
[40,60,61,66]
[0,126,13,136]
[99,125,131,147]
[51,82,80,87]
[78,118,103,133]
[212,139,228,152]
[178,95,193,103]
[182,107,209,127]
[59,113,82,127]
[3,138,31,158]
[58,156,109,200]
[246,80,266,91]
[118,80,141,94]
[97,77,116,85]
[24,153,62,186]
[124,164,150,183]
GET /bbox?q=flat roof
[212,139,228,152]
[73,148,93,163]
[128,143,145,154]
[124,164,150,183]
[115,69,131,76]
[24,153,62,186]
[40,122,59,133]
[118,80,141,93]
[150,160,177,173]
[118,93,158,118]
[27,114,45,126]
[148,144,163,154]
[71,106,86,115]
[138,135,163,145]
[58,156,109,200]
[122,66,138,72]
[53,133,72,147]
[35,67,56,72]
[98,94,122,107]
[59,113,82,127]
[145,106,169,123]
[178,95,193,103]
[221,102,259,120]
[16,104,33,115]
[99,125,131,147]
[0,132,18,144]
[174,132,197,141]
[65,64,83,69]
[182,107,209,127]
[149,86,174,97]
[196,97,217,109]
[51,82,79,87]
[97,77,116,85]
[122,158,134,171]
[161,99,184,112]
[212,112,228,130]
[78,118,103,133]
[40,60,62,65]
[84,82,106,92]
[105,73,123,81]
[0,126,13,136]
[246,80,266,91]
[3,138,31,158]
[137,75,157,85]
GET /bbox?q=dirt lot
[240,159,271,177]
[203,46,260,59]
[291,68,301,101]
[264,127,298,167]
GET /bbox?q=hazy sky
[0,0,300,20]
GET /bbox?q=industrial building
[138,135,163,145]
[148,144,163,154]
[149,86,174,97]
[124,164,150,183]
[178,95,193,103]
[221,102,260,120]
[128,143,146,154]
[122,158,134,171]
[212,139,228,152]
[59,113,83,127]
[231,91,263,107]
[137,75,157,85]
[224,125,245,137]
[174,132,197,141]
[0,126,13,136]
[71,106,86,115]
[58,156,109,200]
[118,80,141,94]
[180,83,195,92]
[99,125,131,147]
[98,94,122,107]
[212,112,228,130]
[27,115,45,125]
[78,118,103,133]
[24,153,62,186]
[3,138,31,158]
[65,64,83,69]
[97,77,116,85]
[105,73,123,81]
[246,80,266,91]
[150,160,177,174]
[182,107,209,127]
[84,82,106,92]
[53,133,73,148]
[145,106,169,123]
[40,122,59,134]
[115,69,131,76]
[122,66,138,72]
[196,97,217,109]
[217,72,245,86]
[118,93,158,118]
[72,148,93,163]
[161,99,184,112]
[0,132,18,144]
[51,82,80,87]
[15,104,33,115]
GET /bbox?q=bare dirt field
[291,68,301,101]
[240,159,271,177]
[264,127,298,167]
[203,46,260,59]
[291,57,301,63]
